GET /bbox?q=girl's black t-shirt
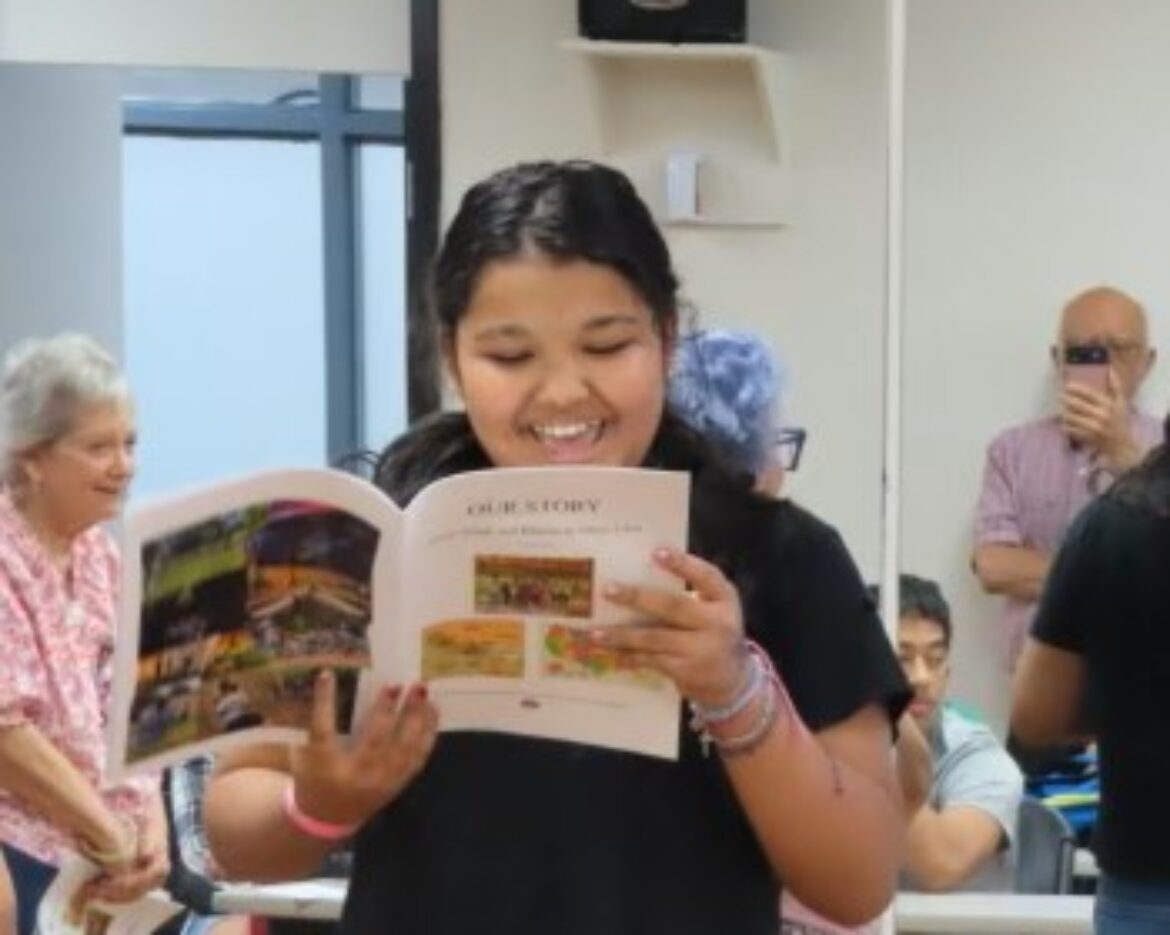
[341,452,909,935]
[1031,495,1170,883]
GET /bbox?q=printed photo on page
[392,467,689,760]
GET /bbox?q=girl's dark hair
[432,160,680,345]
[1109,413,1170,516]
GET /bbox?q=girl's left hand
[600,547,747,707]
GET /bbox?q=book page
[399,467,689,760]
[107,468,403,779]
[37,858,182,935]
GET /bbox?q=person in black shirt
[204,160,910,935]
[1013,417,1170,933]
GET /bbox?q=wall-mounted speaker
[578,0,747,44]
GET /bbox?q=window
[121,72,407,496]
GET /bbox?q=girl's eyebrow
[470,313,641,341]
[583,313,642,332]
[471,324,530,342]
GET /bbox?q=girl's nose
[534,365,591,407]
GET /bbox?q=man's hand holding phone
[1061,344,1141,471]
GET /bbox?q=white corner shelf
[560,38,786,161]
[561,38,790,229]
[664,216,786,230]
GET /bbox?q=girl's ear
[441,331,463,397]
[660,315,679,376]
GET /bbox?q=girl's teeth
[536,423,596,440]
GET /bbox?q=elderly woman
[0,334,167,935]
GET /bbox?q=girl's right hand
[288,670,439,828]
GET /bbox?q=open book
[107,466,690,778]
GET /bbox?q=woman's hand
[288,670,439,828]
[599,547,748,707]
[0,850,15,935]
[75,805,170,907]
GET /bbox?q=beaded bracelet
[706,676,781,758]
[687,640,769,728]
[281,782,361,841]
[687,641,785,757]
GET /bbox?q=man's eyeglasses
[775,427,807,471]
[1065,339,1147,360]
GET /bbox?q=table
[215,880,1097,932]
[213,879,347,921]
[1072,847,1099,879]
[894,892,1093,934]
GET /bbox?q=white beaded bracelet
[688,641,770,727]
[688,641,785,757]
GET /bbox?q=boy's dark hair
[867,573,952,647]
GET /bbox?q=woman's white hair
[0,333,129,485]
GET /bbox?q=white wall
[0,0,410,74]
[904,0,1170,728]
[0,65,123,356]
[441,0,890,575]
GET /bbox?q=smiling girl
[205,160,909,935]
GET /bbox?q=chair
[1013,796,1076,894]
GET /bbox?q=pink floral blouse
[0,490,157,865]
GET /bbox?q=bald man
[973,286,1159,675]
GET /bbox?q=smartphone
[1063,344,1110,393]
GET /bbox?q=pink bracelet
[281,782,361,841]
